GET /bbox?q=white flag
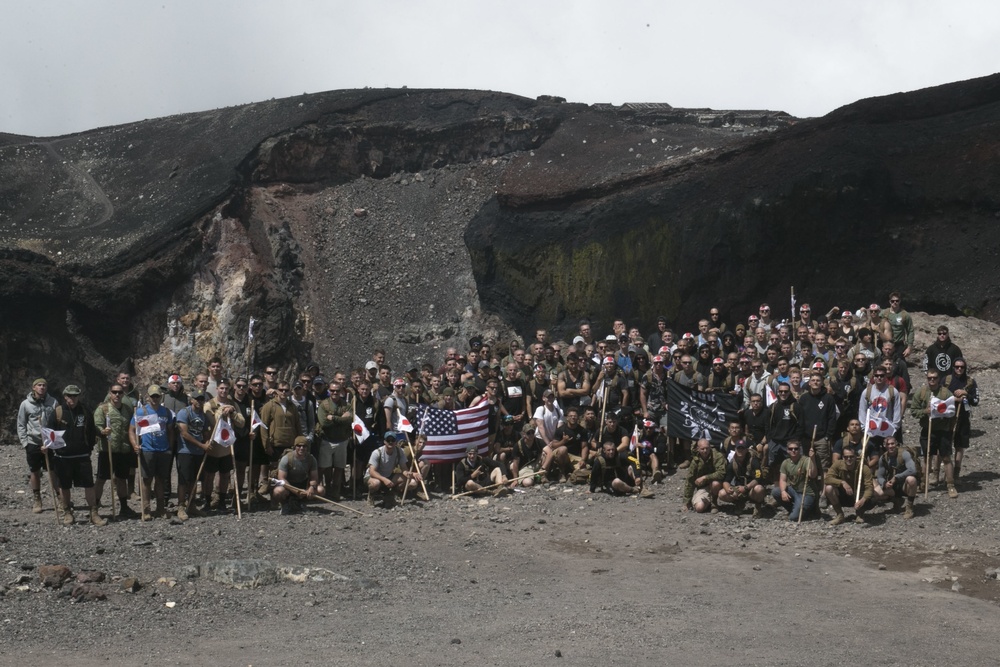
[250,409,267,432]
[396,410,413,433]
[248,316,256,342]
[865,407,896,437]
[41,426,66,450]
[352,414,370,442]
[766,385,777,407]
[213,417,236,447]
[929,395,956,419]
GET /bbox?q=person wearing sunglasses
[823,445,873,525]
[771,439,820,521]
[945,359,978,482]
[882,291,914,358]
[925,325,963,376]
[94,383,138,518]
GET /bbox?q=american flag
[417,403,490,463]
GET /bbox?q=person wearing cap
[316,382,354,501]
[704,357,734,393]
[175,389,213,520]
[16,377,59,514]
[94,382,139,519]
[455,445,511,497]
[129,385,177,519]
[272,435,324,515]
[823,445,874,525]
[683,438,726,513]
[910,369,958,498]
[47,385,105,526]
[203,378,244,512]
[366,432,420,505]
[717,438,766,516]
[634,419,666,482]
[640,353,669,433]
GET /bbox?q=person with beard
[945,359,978,481]
[16,378,59,514]
[50,385,105,526]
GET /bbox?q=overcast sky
[2,0,997,137]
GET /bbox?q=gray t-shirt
[279,452,317,485]
[367,445,408,478]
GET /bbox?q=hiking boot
[280,501,293,516]
[947,485,959,499]
[32,491,43,513]
[257,480,271,496]
[367,492,376,507]
[62,508,75,526]
[639,485,655,499]
[188,505,206,518]
[752,504,762,519]
[493,486,512,498]
[854,515,865,525]
[903,498,915,519]
[734,500,747,515]
[216,497,228,513]
[830,513,846,526]
[175,506,189,522]
[89,508,107,527]
[415,490,430,502]
[652,470,664,483]
[710,504,719,514]
[154,507,172,520]
[118,503,139,519]
[892,496,904,512]
[141,507,153,521]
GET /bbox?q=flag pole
[450,470,536,498]
[397,410,430,501]
[856,414,871,504]
[39,413,63,524]
[790,286,797,347]
[351,392,358,501]
[104,412,117,521]
[924,419,932,499]
[798,425,817,524]
[186,455,208,512]
[247,398,255,510]
[230,446,242,520]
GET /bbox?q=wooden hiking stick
[230,447,242,520]
[451,470,535,498]
[42,449,62,525]
[185,454,208,511]
[799,426,817,524]
[856,428,871,504]
[924,421,932,499]
[247,398,255,508]
[397,410,430,501]
[274,480,367,516]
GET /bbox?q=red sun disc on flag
[138,418,152,427]
[353,424,363,434]
[221,428,231,440]
[936,403,948,413]
[868,420,878,431]
[48,432,56,443]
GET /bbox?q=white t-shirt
[532,402,564,443]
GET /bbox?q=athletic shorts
[318,439,349,469]
[204,454,234,475]
[176,453,205,486]
[25,444,46,473]
[692,488,712,506]
[97,451,137,481]
[925,431,953,458]
[140,450,173,481]
[233,438,250,463]
[53,457,95,490]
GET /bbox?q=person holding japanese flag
[49,385,106,526]
[910,370,958,498]
[129,385,176,520]
[204,379,245,513]
[857,365,903,464]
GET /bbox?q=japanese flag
[41,426,66,450]
[213,418,236,447]
[352,414,370,442]
[766,386,777,407]
[250,409,267,432]
[629,424,640,452]
[135,413,160,435]
[865,407,896,436]
[397,410,413,433]
[930,395,956,419]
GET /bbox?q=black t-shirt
[501,378,527,418]
[554,423,588,456]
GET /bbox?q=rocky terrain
[2,75,1000,436]
[1,311,998,664]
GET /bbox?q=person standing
[909,370,957,498]
[94,383,138,518]
[129,385,177,520]
[946,359,978,482]
[16,378,58,514]
[49,385,106,526]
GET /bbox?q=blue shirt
[175,406,207,455]
[131,403,174,452]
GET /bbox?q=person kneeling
[873,437,919,520]
[770,440,820,521]
[823,445,873,525]
[717,441,767,516]
[589,441,650,497]
[455,446,511,497]
[366,432,419,506]
[684,438,726,513]
[274,436,325,515]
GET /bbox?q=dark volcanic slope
[1,77,998,437]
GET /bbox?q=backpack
[864,383,896,406]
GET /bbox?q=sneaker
[830,513,846,526]
[710,504,719,514]
[280,502,292,516]
[175,507,189,522]
[948,485,959,499]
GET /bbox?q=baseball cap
[147,385,163,396]
[63,385,82,396]
[572,336,585,345]
[189,389,206,401]
[365,361,378,371]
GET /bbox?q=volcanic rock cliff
[1,76,999,434]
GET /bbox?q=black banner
[666,379,741,445]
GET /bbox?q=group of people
[15,291,980,525]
